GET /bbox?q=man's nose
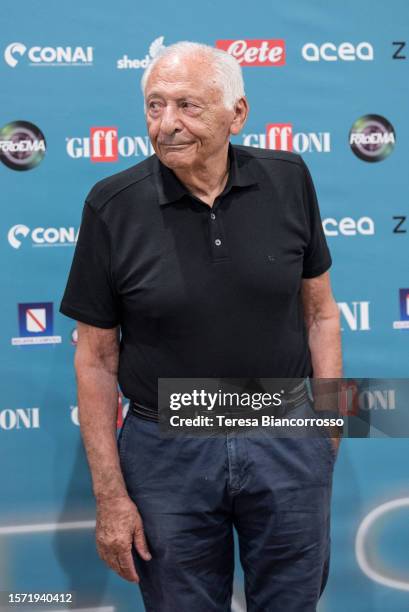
[159,104,183,135]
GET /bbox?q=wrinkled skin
[96,495,152,583]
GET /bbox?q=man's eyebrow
[146,91,206,103]
[146,91,164,100]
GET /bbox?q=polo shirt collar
[155,142,258,206]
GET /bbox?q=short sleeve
[300,158,332,278]
[59,201,120,328]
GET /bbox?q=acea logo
[4,42,93,67]
[302,41,373,62]
[117,36,165,69]
[243,123,330,153]
[11,302,61,346]
[393,289,409,329]
[323,216,375,236]
[349,115,395,162]
[0,121,46,171]
[8,224,78,249]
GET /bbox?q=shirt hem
[59,303,119,329]
[302,258,332,279]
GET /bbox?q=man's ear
[230,97,249,136]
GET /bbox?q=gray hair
[140,41,245,111]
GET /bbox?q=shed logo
[4,42,93,67]
[349,115,395,162]
[215,39,285,66]
[393,289,409,329]
[11,302,62,346]
[117,36,166,69]
[0,121,46,170]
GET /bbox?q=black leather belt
[128,379,311,423]
[129,401,160,422]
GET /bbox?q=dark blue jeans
[117,400,337,611]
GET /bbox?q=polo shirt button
[210,213,216,220]
[215,238,222,246]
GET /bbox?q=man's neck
[172,144,230,207]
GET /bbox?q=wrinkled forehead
[145,54,222,101]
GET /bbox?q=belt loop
[305,376,314,403]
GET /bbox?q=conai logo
[302,42,374,61]
[0,408,40,429]
[70,397,128,427]
[8,224,78,249]
[4,42,93,67]
[243,125,331,153]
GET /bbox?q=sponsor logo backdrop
[1,0,408,610]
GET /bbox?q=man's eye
[181,102,197,109]
[148,101,161,110]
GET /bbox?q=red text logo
[215,39,285,66]
[90,127,118,162]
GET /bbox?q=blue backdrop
[1,1,409,610]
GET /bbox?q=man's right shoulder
[234,144,303,167]
[85,154,158,212]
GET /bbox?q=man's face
[145,54,241,170]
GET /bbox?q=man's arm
[75,322,126,500]
[75,321,151,583]
[301,271,343,450]
[301,271,342,378]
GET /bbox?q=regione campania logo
[11,302,61,346]
[393,289,409,329]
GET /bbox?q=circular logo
[0,120,46,170]
[349,115,395,162]
[71,328,78,345]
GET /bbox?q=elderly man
[60,41,342,611]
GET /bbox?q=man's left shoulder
[233,144,304,168]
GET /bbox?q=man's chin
[160,149,194,169]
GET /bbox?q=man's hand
[330,436,341,456]
[96,495,152,583]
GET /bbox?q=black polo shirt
[59,143,332,409]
